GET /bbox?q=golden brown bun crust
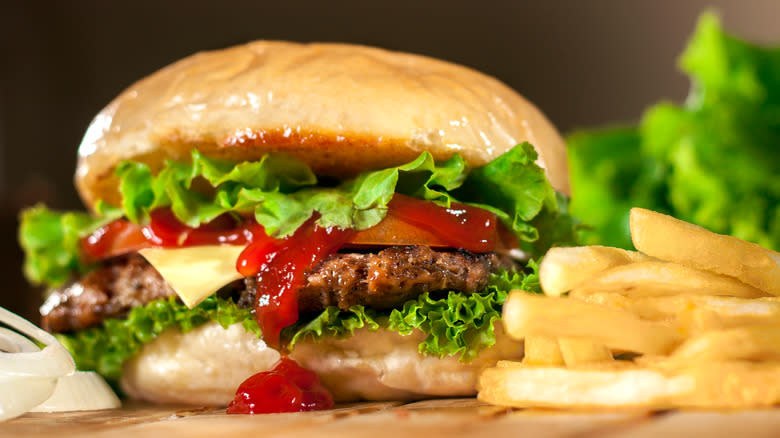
[76,41,569,208]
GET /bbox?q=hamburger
[19,41,574,405]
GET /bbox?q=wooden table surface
[3,398,780,438]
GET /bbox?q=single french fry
[539,246,652,297]
[571,291,780,333]
[661,325,780,366]
[568,290,655,317]
[479,360,780,408]
[478,362,690,409]
[630,208,780,296]
[680,304,780,335]
[502,292,682,355]
[522,336,564,365]
[572,261,767,299]
[667,361,780,408]
[678,295,780,320]
[558,338,613,366]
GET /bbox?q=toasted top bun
[76,41,569,208]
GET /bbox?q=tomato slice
[344,212,450,248]
[83,211,265,260]
[380,194,497,253]
[82,195,501,261]
[82,219,149,261]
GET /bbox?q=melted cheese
[138,245,245,308]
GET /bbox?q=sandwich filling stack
[19,41,575,405]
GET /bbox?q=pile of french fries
[478,208,780,409]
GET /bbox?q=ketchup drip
[81,209,268,261]
[387,194,497,253]
[227,357,334,414]
[147,209,265,247]
[236,217,355,347]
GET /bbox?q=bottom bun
[120,322,523,405]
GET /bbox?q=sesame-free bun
[120,322,524,405]
[75,41,569,208]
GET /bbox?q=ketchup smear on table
[82,194,499,413]
[226,357,334,414]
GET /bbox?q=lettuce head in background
[567,13,780,250]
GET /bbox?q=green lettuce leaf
[567,127,670,249]
[114,149,471,235]
[21,145,574,287]
[59,265,539,382]
[286,305,383,346]
[458,143,554,234]
[454,142,578,251]
[287,265,540,362]
[18,206,121,286]
[567,13,780,250]
[57,295,260,381]
[386,267,539,361]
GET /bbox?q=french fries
[569,292,780,333]
[522,336,564,365]
[502,292,682,355]
[572,261,767,298]
[478,361,689,409]
[478,208,780,409]
[630,208,780,296]
[661,325,780,365]
[665,361,780,408]
[479,360,780,409]
[540,246,651,297]
[557,338,613,366]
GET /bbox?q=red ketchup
[236,216,355,347]
[226,357,334,414]
[386,194,497,252]
[81,209,268,260]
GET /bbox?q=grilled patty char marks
[246,245,501,313]
[43,247,503,333]
[41,254,176,333]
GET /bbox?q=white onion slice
[0,307,119,421]
[0,307,64,352]
[32,371,121,412]
[0,376,57,421]
[0,308,74,379]
[0,328,40,353]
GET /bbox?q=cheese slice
[139,245,246,308]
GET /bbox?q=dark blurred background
[1,0,779,321]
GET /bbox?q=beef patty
[42,247,504,333]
